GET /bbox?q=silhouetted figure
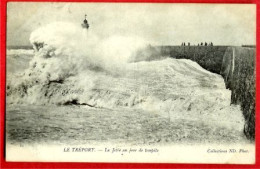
[201,42,203,46]
[184,43,186,46]
[211,42,213,46]
[205,42,207,46]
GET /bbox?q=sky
[7,2,256,46]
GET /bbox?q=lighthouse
[81,14,89,29]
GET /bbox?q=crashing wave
[6,21,240,126]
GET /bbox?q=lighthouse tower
[81,14,90,29]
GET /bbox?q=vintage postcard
[6,2,256,163]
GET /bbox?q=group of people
[181,42,214,46]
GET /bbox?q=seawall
[221,47,255,140]
[152,46,255,140]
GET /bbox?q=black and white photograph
[6,2,256,163]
